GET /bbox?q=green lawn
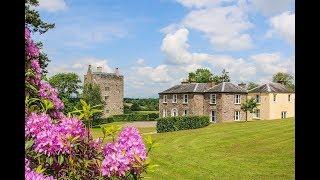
[92,118,294,179]
[147,118,294,179]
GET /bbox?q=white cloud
[161,28,210,64]
[47,57,114,80]
[249,53,294,75]
[248,0,294,16]
[135,65,172,83]
[182,4,253,51]
[268,11,295,44]
[250,53,281,63]
[38,0,67,12]
[136,58,145,65]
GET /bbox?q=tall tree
[49,73,82,113]
[241,98,259,122]
[82,83,104,119]
[25,0,55,34]
[188,68,214,83]
[25,0,55,74]
[247,82,259,90]
[219,69,231,82]
[272,72,295,90]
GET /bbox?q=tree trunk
[245,111,248,122]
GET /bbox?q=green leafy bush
[93,113,159,126]
[156,116,210,133]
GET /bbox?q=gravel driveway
[122,121,157,128]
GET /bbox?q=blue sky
[34,0,295,98]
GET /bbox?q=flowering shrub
[25,25,155,179]
[102,127,147,178]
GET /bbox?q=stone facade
[159,92,247,122]
[84,65,124,117]
[159,82,295,122]
[203,93,246,122]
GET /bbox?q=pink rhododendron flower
[101,127,147,177]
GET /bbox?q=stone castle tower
[84,65,124,117]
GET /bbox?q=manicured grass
[91,118,294,179]
[145,118,294,179]
[91,122,156,143]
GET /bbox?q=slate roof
[248,82,293,93]
[205,82,247,93]
[159,83,211,94]
[159,82,247,94]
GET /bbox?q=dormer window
[172,94,177,103]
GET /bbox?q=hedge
[90,113,160,127]
[156,116,210,133]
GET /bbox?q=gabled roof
[159,82,247,94]
[248,82,293,93]
[205,82,247,93]
[159,83,211,94]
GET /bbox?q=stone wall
[159,93,247,122]
[203,93,247,122]
[84,72,124,118]
[159,93,203,117]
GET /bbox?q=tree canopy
[82,83,104,119]
[247,82,259,90]
[49,73,82,113]
[272,72,295,91]
[25,0,55,75]
[187,68,231,83]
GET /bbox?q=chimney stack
[115,67,120,76]
[87,64,92,74]
[207,81,216,88]
[97,66,102,72]
[238,83,247,89]
[181,78,189,84]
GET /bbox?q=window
[234,111,240,121]
[104,96,109,102]
[105,87,110,91]
[183,94,188,104]
[105,109,109,113]
[183,109,188,116]
[163,109,167,117]
[256,95,260,103]
[163,95,167,103]
[210,94,216,104]
[273,94,277,102]
[235,94,241,104]
[281,111,287,119]
[211,111,216,122]
[171,108,178,117]
[254,109,260,118]
[288,94,291,102]
[172,94,177,103]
